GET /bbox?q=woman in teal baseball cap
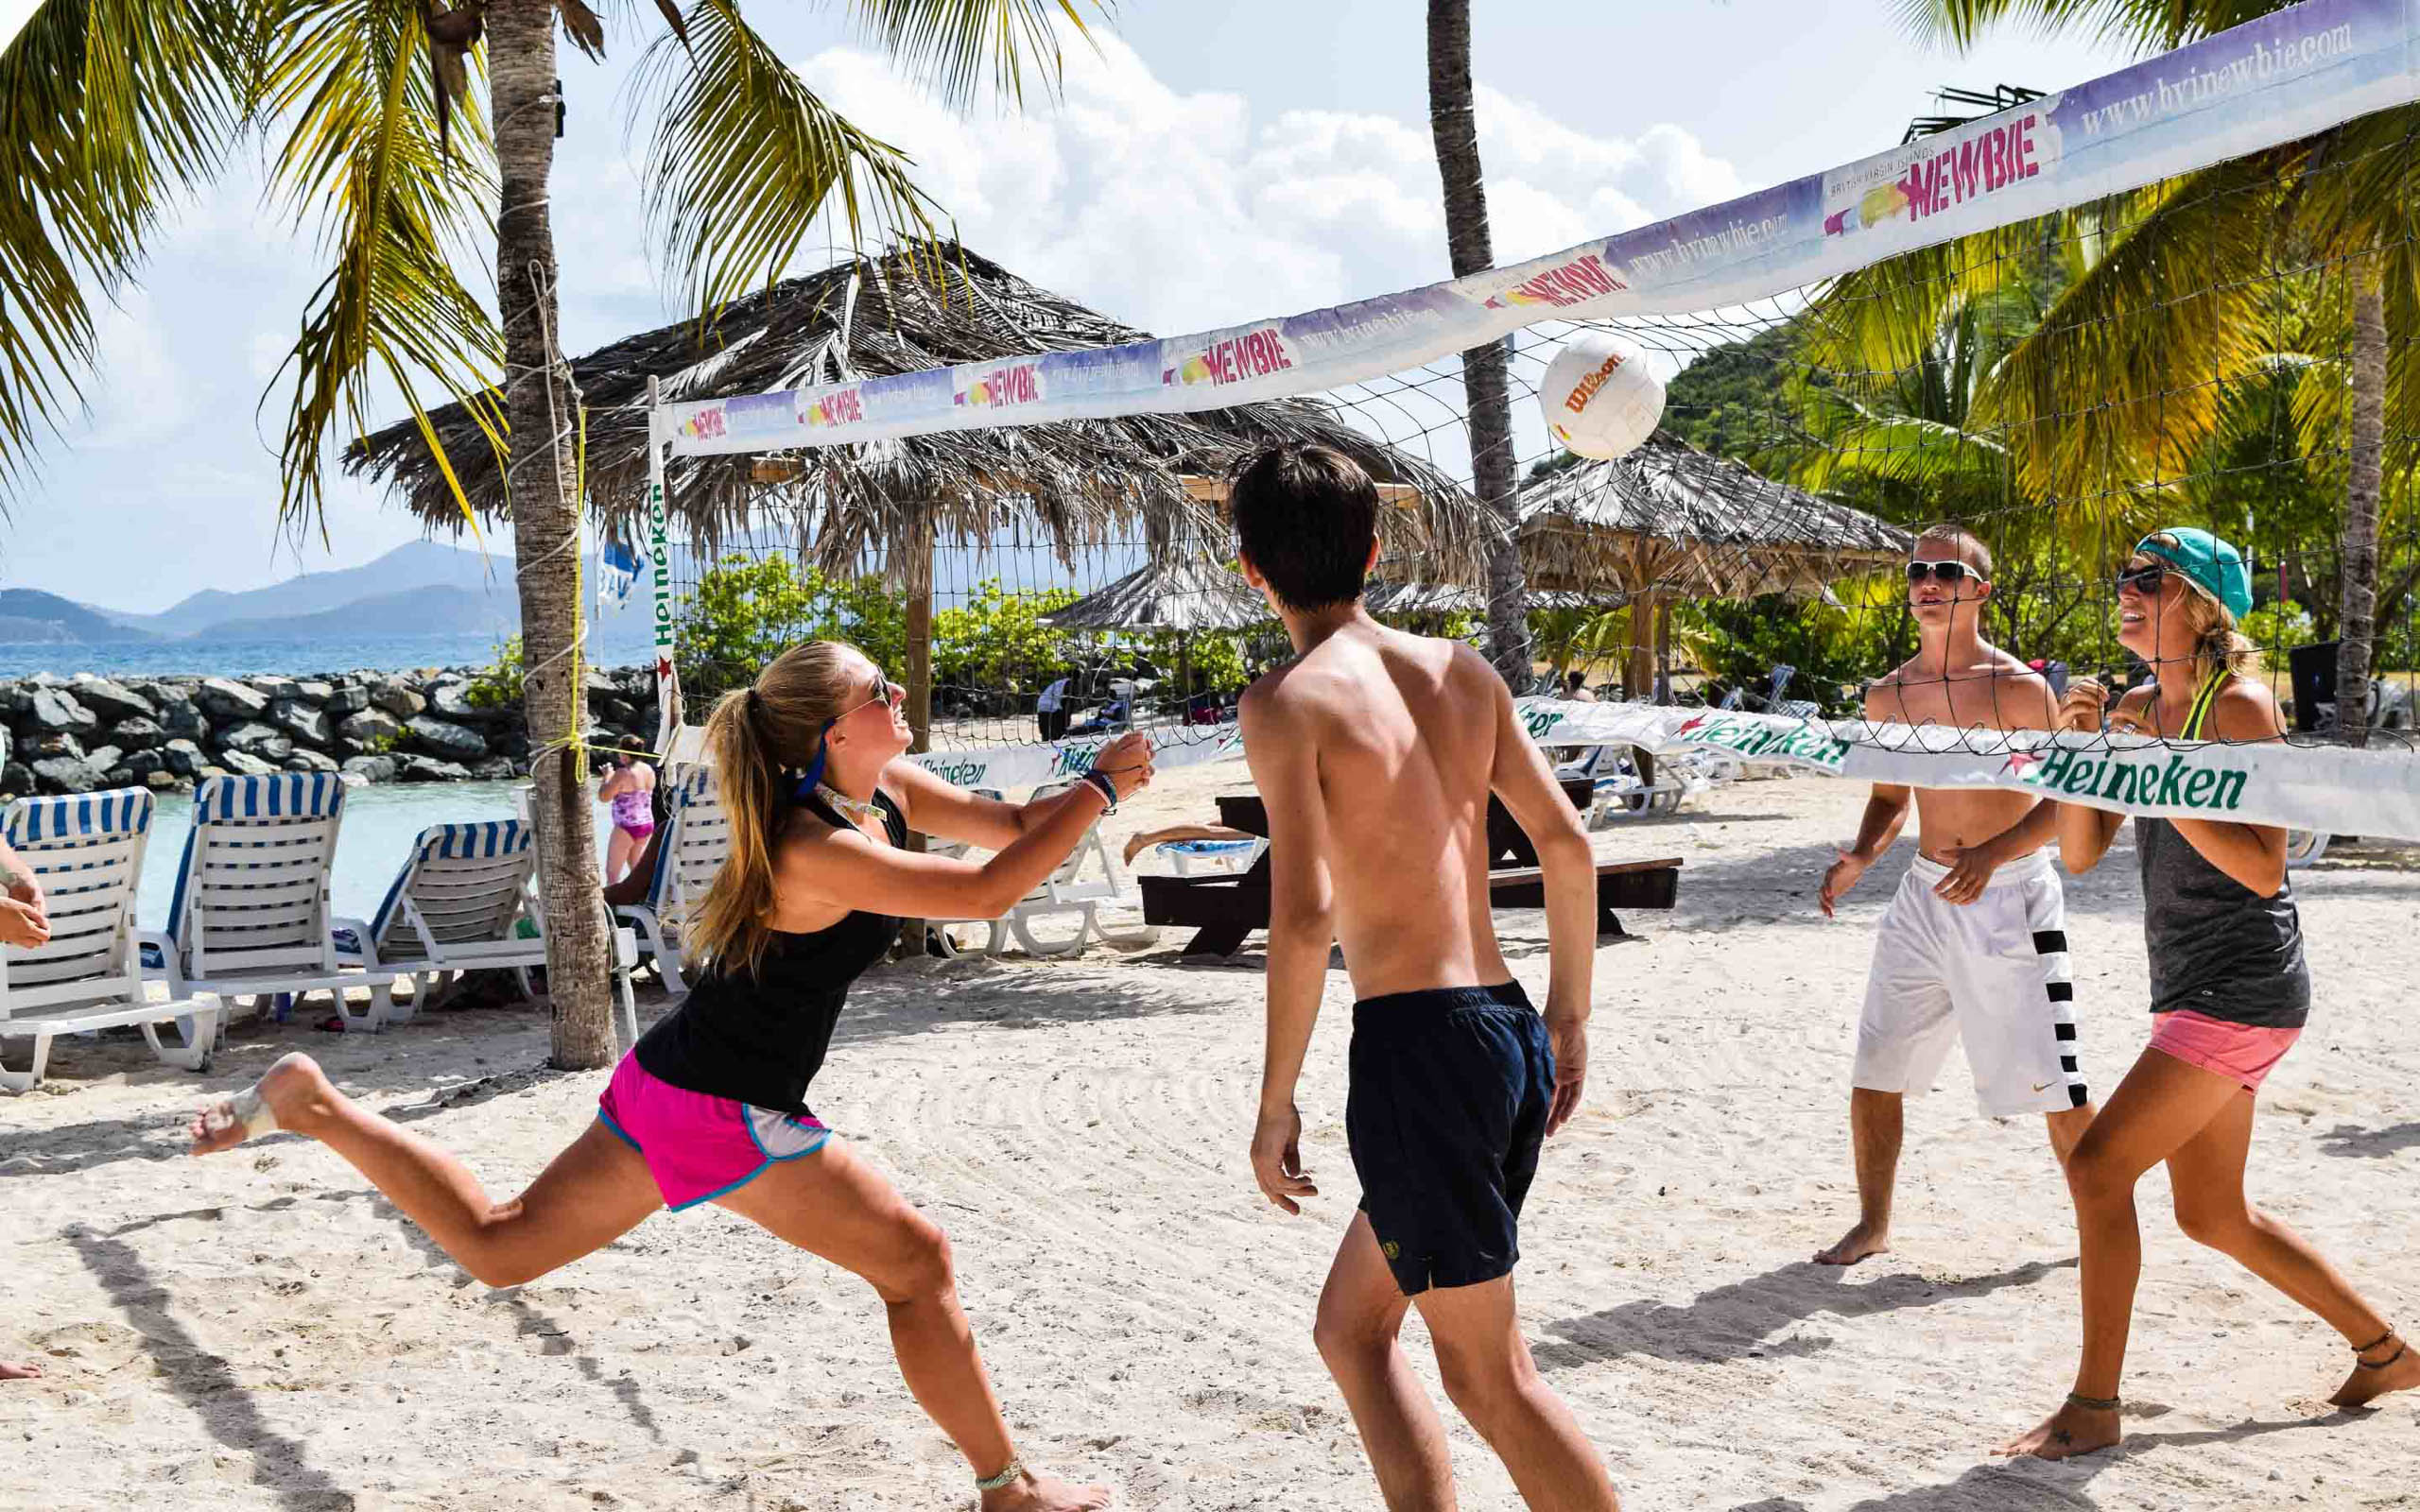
[1997,527,2414,1460]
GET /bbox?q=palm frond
[0,0,241,500]
[253,0,503,531]
[846,0,1097,108]
[635,0,943,318]
[1899,0,2276,56]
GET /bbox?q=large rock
[155,697,208,741]
[427,681,511,726]
[161,739,206,778]
[397,754,473,782]
[30,756,100,794]
[369,678,425,719]
[31,732,83,762]
[404,715,487,762]
[323,682,372,716]
[591,693,631,725]
[219,749,281,778]
[216,722,295,762]
[147,769,182,793]
[110,715,164,745]
[246,675,302,701]
[197,678,268,719]
[85,745,123,773]
[270,699,333,747]
[294,679,335,705]
[69,675,154,723]
[470,756,516,782]
[28,687,97,735]
[0,682,31,716]
[283,749,340,774]
[338,708,402,746]
[0,762,29,797]
[341,754,398,783]
[123,747,164,779]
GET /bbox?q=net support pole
[898,506,935,957]
[647,375,682,761]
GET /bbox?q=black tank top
[2134,672,2309,1027]
[632,788,907,1114]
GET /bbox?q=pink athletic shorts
[2147,1009,2301,1094]
[596,1054,829,1210]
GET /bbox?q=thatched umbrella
[345,241,1471,752]
[1517,432,1910,696]
[1041,554,1273,712]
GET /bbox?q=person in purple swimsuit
[190,641,1152,1512]
[595,735,658,885]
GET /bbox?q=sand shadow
[2315,1121,2420,1160]
[1536,1255,2074,1372]
[64,1223,357,1511]
[1730,1410,2358,1510]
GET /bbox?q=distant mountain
[109,541,511,638]
[192,584,520,644]
[0,589,162,644]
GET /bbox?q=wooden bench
[1138,790,1683,957]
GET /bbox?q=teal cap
[2136,527,2252,620]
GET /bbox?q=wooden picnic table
[1138,782,1682,958]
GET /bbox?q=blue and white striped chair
[1,789,222,1091]
[147,773,400,1034]
[335,819,640,1043]
[614,765,729,994]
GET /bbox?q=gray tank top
[2134,671,2309,1027]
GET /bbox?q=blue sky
[8,0,2132,611]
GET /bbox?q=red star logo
[2002,749,2044,778]
[1676,714,1710,736]
[655,656,674,683]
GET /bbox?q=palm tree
[1909,0,2415,745]
[2,0,1094,1066]
[1426,0,1533,685]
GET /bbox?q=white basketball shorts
[1851,849,2087,1118]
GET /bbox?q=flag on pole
[598,539,643,610]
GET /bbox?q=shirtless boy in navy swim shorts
[1234,442,1619,1511]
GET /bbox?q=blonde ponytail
[687,642,860,977]
[2172,581,2261,686]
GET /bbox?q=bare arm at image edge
[1484,666,1596,1134]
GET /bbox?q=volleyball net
[643,0,2420,840]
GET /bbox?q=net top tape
[658,0,2420,458]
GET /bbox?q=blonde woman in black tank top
[186,643,1153,1511]
[1998,532,2414,1460]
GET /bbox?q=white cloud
[69,291,189,451]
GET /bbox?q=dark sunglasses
[2115,563,2169,595]
[1906,558,1973,585]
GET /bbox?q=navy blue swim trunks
[1346,980,1555,1297]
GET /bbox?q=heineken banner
[835,698,2419,841]
[1516,698,2420,841]
[659,0,2418,457]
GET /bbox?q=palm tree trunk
[2338,252,2385,749]
[898,508,934,954]
[1426,0,1530,686]
[493,0,614,1068]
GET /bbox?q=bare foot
[2330,1333,2420,1409]
[1995,1400,2120,1460]
[0,1360,42,1381]
[188,1053,334,1156]
[1813,1222,1891,1266]
[980,1469,1112,1512]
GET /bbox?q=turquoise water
[134,781,618,927]
[0,633,656,680]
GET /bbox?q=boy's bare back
[1241,621,1534,1002]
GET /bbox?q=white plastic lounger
[1,790,222,1091]
[337,819,642,1043]
[926,782,1156,959]
[147,772,399,1033]
[614,765,729,994]
[1158,837,1266,877]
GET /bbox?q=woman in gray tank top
[1998,530,2413,1461]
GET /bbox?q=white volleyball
[1539,332,1665,460]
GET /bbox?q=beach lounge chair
[614,765,730,994]
[333,820,644,1042]
[147,772,401,1033]
[0,790,223,1091]
[1159,837,1267,876]
[925,782,1157,958]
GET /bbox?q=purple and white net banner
[657,0,2420,458]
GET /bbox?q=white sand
[5,759,2415,1510]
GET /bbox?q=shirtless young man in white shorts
[1813,524,2097,1265]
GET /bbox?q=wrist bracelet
[975,1457,1025,1493]
[1080,769,1118,813]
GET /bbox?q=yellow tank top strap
[2180,664,2228,740]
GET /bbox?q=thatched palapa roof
[1042,558,1271,634]
[347,242,1475,576]
[1518,433,1910,599]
